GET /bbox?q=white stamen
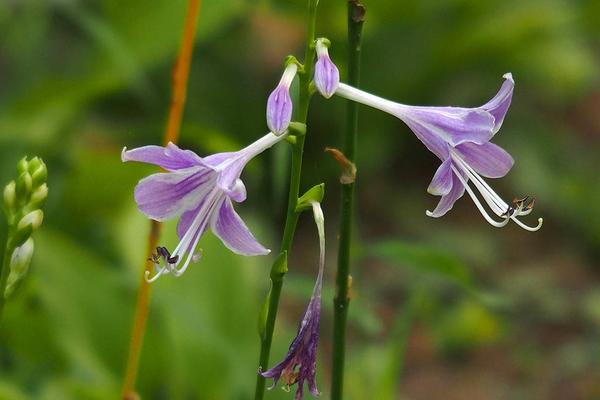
[452,166,511,228]
[512,216,543,232]
[451,151,508,215]
[145,266,167,283]
[173,195,224,277]
[450,153,542,231]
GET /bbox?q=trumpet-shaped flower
[267,62,298,135]
[260,201,325,399]
[335,73,542,231]
[122,132,287,281]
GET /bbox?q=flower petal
[134,167,215,221]
[399,106,495,147]
[266,85,293,135]
[426,173,466,218]
[314,55,339,99]
[122,142,204,171]
[211,198,270,256]
[455,141,514,178]
[176,200,207,239]
[480,73,514,134]
[402,120,450,160]
[427,158,453,196]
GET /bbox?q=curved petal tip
[121,146,129,162]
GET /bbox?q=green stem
[331,1,365,399]
[0,242,14,321]
[253,1,319,399]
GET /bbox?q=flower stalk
[121,0,201,398]
[331,1,365,399]
[254,0,319,399]
[0,157,48,322]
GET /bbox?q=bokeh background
[1,0,599,399]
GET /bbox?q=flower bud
[266,62,297,135]
[3,181,16,213]
[31,159,47,188]
[17,210,44,233]
[27,157,41,174]
[27,183,48,210]
[15,172,32,203]
[16,157,29,174]
[314,38,340,99]
[5,238,34,298]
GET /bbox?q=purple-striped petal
[203,151,237,167]
[480,73,514,134]
[403,120,450,161]
[427,158,453,196]
[134,167,214,221]
[426,173,466,218]
[314,55,339,99]
[211,198,269,256]
[176,200,206,239]
[266,85,293,135]
[122,142,204,171]
[455,141,514,178]
[399,106,495,147]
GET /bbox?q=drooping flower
[122,132,287,281]
[313,38,339,99]
[334,73,542,231]
[267,61,298,135]
[260,201,325,399]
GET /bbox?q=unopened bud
[5,238,34,298]
[3,181,16,213]
[27,157,41,174]
[27,183,48,210]
[31,160,47,188]
[16,157,29,174]
[266,61,297,135]
[15,172,32,202]
[11,210,43,247]
[314,38,339,99]
[17,210,44,233]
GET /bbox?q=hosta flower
[335,73,542,231]
[313,38,339,99]
[260,201,325,399]
[122,132,286,281]
[267,62,298,135]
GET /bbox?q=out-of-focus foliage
[0,0,599,399]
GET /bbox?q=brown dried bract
[325,147,357,184]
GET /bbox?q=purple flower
[267,62,298,135]
[122,132,287,281]
[260,202,325,399]
[313,38,339,99]
[335,74,542,231]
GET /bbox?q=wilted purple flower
[122,132,287,281]
[267,62,298,135]
[260,201,325,399]
[335,74,542,231]
[313,38,339,99]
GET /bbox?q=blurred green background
[1,0,599,399]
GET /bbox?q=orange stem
[121,1,201,399]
